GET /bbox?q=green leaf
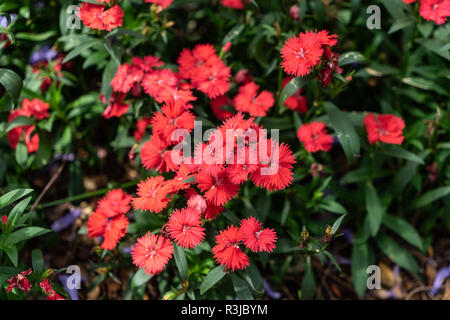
[0,68,23,103]
[241,263,263,293]
[2,116,34,135]
[280,199,290,226]
[323,251,342,273]
[231,274,254,300]
[62,38,100,64]
[5,227,51,246]
[338,51,365,67]
[15,142,28,167]
[382,214,424,251]
[323,102,361,162]
[388,17,414,34]
[301,257,316,299]
[411,185,450,209]
[279,77,305,107]
[15,31,57,41]
[365,182,383,236]
[375,234,420,274]
[132,268,152,288]
[8,196,32,227]
[173,245,188,281]
[222,24,244,45]
[0,189,33,210]
[200,265,226,295]
[351,241,371,298]
[4,246,18,266]
[331,214,346,235]
[31,249,44,274]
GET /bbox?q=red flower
[178,44,218,79]
[297,122,333,153]
[151,100,195,144]
[132,176,171,213]
[211,95,235,120]
[221,0,249,9]
[167,208,205,248]
[141,69,178,103]
[132,233,174,275]
[145,0,173,9]
[134,116,152,143]
[165,164,194,193]
[7,109,40,154]
[419,0,450,24]
[196,170,240,206]
[22,98,50,120]
[240,217,277,252]
[318,46,343,86]
[233,82,274,117]
[282,77,307,113]
[191,60,231,99]
[204,201,224,220]
[79,3,123,31]
[132,55,163,72]
[101,92,129,119]
[97,189,132,216]
[6,269,32,293]
[364,113,405,145]
[1,215,7,225]
[186,190,208,215]
[40,279,65,300]
[251,141,296,191]
[140,135,178,173]
[281,31,324,77]
[234,69,253,85]
[87,207,129,250]
[111,63,144,93]
[212,225,249,271]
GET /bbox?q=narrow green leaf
[0,189,33,210]
[331,214,346,235]
[8,196,32,227]
[279,77,305,106]
[0,68,23,103]
[241,263,264,293]
[351,241,371,298]
[365,182,383,236]
[173,245,188,281]
[132,268,152,288]
[31,249,44,274]
[301,257,316,299]
[200,265,226,295]
[4,246,18,266]
[375,234,420,274]
[338,51,365,67]
[323,102,360,162]
[15,142,28,167]
[411,185,450,209]
[5,227,51,245]
[231,274,254,300]
[382,214,424,251]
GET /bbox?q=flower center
[295,48,307,59]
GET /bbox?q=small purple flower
[29,45,58,65]
[0,14,17,28]
[58,275,79,300]
[263,279,281,299]
[430,265,450,296]
[342,228,354,244]
[51,208,81,233]
[122,246,133,254]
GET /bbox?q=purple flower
[263,279,281,300]
[122,246,133,254]
[51,208,81,233]
[29,45,58,65]
[0,14,17,28]
[58,275,79,300]
[430,265,450,296]
[342,228,354,244]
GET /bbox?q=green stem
[35,180,140,210]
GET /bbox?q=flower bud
[289,5,300,20]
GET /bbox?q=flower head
[79,3,123,31]
[240,217,277,252]
[167,208,205,248]
[364,113,405,145]
[297,122,333,153]
[132,233,174,275]
[6,269,32,293]
[233,82,274,117]
[212,225,249,271]
[132,176,171,213]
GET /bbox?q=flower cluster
[403,0,450,24]
[281,30,342,86]
[213,217,277,271]
[87,189,132,250]
[8,98,50,153]
[5,269,32,293]
[40,279,65,300]
[79,1,124,31]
